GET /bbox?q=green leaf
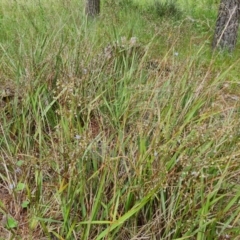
[16,160,24,167]
[16,182,25,191]
[21,200,30,208]
[6,216,18,229]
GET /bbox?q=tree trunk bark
[85,0,100,17]
[212,0,240,51]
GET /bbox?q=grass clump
[0,0,240,239]
[153,0,182,19]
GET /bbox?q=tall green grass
[0,0,240,239]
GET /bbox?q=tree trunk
[85,0,100,17]
[212,0,240,51]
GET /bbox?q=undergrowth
[0,0,240,239]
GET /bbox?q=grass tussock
[0,0,240,239]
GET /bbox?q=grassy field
[1,0,240,239]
